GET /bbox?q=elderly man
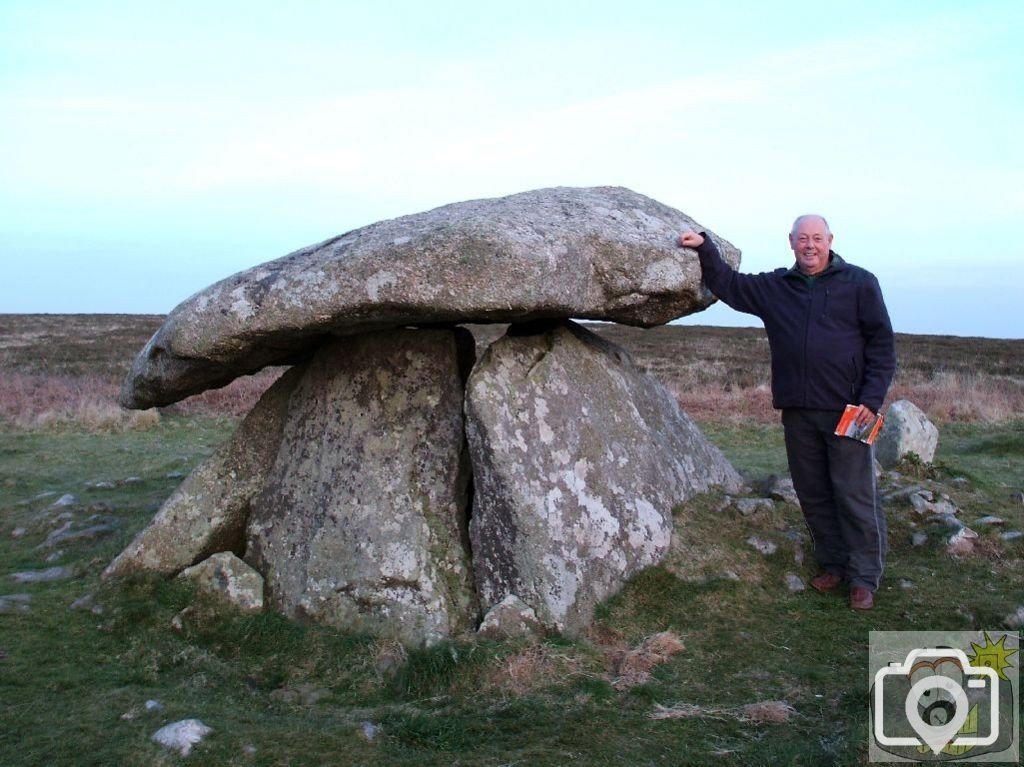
[679,216,896,610]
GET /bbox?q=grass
[2,414,1021,765]
[1,316,1023,765]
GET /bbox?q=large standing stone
[245,328,477,645]
[120,186,741,409]
[465,321,742,634]
[876,399,939,468]
[102,367,301,579]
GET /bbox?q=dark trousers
[782,408,887,591]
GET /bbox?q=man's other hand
[678,230,705,249]
[854,405,877,428]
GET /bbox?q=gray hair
[791,214,830,235]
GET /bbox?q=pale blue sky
[2,0,1021,338]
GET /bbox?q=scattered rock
[50,494,79,508]
[178,552,264,613]
[876,400,939,468]
[746,536,777,555]
[1010,491,1024,505]
[477,595,545,640]
[151,719,213,757]
[909,493,959,519]
[1000,531,1023,542]
[360,722,380,741]
[974,515,1005,527]
[946,527,978,556]
[911,532,928,547]
[884,484,929,504]
[784,573,805,592]
[1003,606,1024,630]
[735,498,774,516]
[934,514,964,531]
[9,566,74,583]
[759,475,800,506]
[0,593,32,614]
[42,522,118,549]
[69,593,103,614]
[170,606,195,634]
[85,480,116,490]
[11,528,26,539]
[899,579,915,589]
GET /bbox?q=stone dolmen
[105,186,744,645]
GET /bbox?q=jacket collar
[786,250,845,279]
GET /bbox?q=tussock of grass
[651,700,795,723]
[609,631,685,690]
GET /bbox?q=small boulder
[946,527,978,555]
[759,475,800,506]
[477,595,545,640]
[151,719,212,757]
[876,400,939,468]
[746,536,777,555]
[178,552,264,612]
[735,498,774,516]
[784,573,805,592]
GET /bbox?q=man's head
[789,214,833,275]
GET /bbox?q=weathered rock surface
[465,321,742,634]
[102,366,301,579]
[120,186,741,408]
[876,399,939,468]
[178,552,264,612]
[245,328,478,645]
[9,567,74,583]
[152,719,212,757]
[477,594,545,640]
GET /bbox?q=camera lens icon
[874,647,1000,755]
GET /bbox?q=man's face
[789,218,833,275]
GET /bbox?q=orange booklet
[834,404,884,445]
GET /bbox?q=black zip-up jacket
[694,233,896,413]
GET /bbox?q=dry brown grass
[1,315,1022,428]
[650,699,795,724]
[483,644,592,696]
[609,630,686,691]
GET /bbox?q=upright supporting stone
[245,328,477,645]
[466,321,742,634]
[102,366,302,579]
